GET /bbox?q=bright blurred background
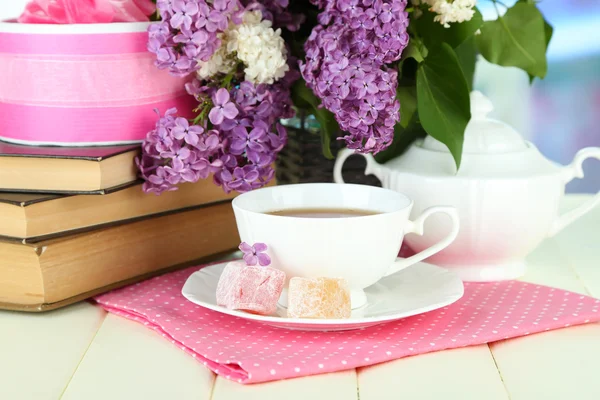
[476,0,600,193]
[1,0,599,192]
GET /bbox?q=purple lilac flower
[138,67,295,194]
[239,242,271,266]
[148,0,243,76]
[230,126,266,155]
[240,0,305,31]
[301,0,409,154]
[140,2,300,195]
[209,88,239,125]
[228,165,260,192]
[171,117,203,145]
[137,108,226,194]
[204,66,295,194]
[171,0,199,30]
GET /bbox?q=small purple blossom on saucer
[239,242,271,267]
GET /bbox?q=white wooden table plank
[489,196,600,400]
[3,195,598,400]
[491,323,600,400]
[212,370,357,400]
[359,197,600,400]
[358,346,509,400]
[554,195,600,297]
[0,302,105,400]
[518,237,588,295]
[61,313,216,400]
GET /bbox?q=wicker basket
[276,113,382,187]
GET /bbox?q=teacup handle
[548,147,600,237]
[333,148,383,184]
[385,206,460,277]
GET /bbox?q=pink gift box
[0,20,195,146]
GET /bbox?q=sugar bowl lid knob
[421,91,528,154]
[470,90,494,120]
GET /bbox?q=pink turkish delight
[216,261,286,315]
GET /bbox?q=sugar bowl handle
[549,147,600,237]
[333,148,383,184]
[385,206,460,277]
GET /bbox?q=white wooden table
[1,195,599,400]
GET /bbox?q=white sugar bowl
[334,91,600,282]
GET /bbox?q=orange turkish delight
[287,277,351,319]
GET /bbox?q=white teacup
[232,183,459,309]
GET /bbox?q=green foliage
[415,7,483,49]
[291,79,340,160]
[527,18,554,83]
[454,36,477,91]
[543,18,554,53]
[287,1,552,169]
[416,43,471,168]
[397,85,417,129]
[476,2,549,79]
[402,42,425,63]
[374,123,426,164]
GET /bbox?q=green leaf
[529,18,554,83]
[416,43,471,169]
[543,19,554,52]
[291,79,339,159]
[397,56,420,81]
[476,2,548,79]
[397,85,417,129]
[516,0,552,39]
[415,7,483,49]
[397,39,425,81]
[374,123,426,164]
[402,41,425,63]
[454,36,477,91]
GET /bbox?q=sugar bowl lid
[421,91,529,154]
[397,91,561,178]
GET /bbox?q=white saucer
[181,260,464,331]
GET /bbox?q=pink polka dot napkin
[94,263,600,384]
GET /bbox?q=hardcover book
[0,141,140,193]
[0,202,240,312]
[0,179,236,242]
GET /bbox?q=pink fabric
[0,95,195,144]
[18,0,155,24]
[95,263,600,384]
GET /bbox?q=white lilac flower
[196,35,237,80]
[418,0,477,28]
[198,11,289,84]
[196,10,289,85]
[228,10,289,84]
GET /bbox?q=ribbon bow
[18,0,156,24]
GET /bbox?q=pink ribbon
[0,31,149,54]
[0,53,188,107]
[0,96,196,145]
[18,0,155,24]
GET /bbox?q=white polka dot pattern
[95,263,600,384]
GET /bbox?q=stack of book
[0,141,241,312]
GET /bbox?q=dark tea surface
[267,208,379,218]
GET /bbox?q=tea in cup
[232,183,459,309]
